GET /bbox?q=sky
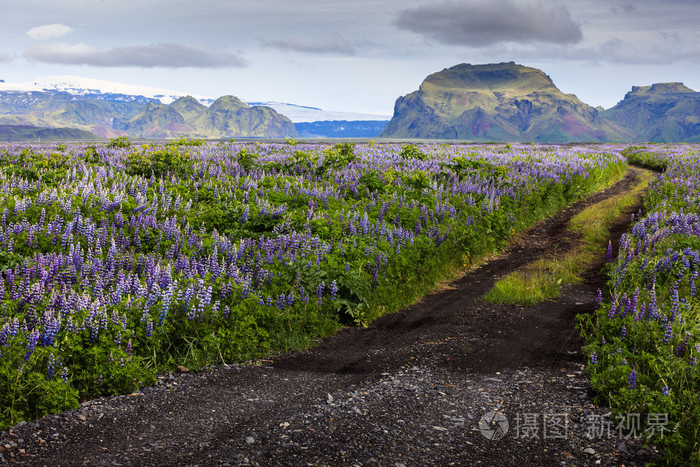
[1,0,699,115]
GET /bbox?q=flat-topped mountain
[380,62,631,142]
[603,83,700,142]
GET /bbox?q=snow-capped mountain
[0,76,390,123]
[0,76,215,106]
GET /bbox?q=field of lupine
[0,139,627,433]
[580,144,700,464]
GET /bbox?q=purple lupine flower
[329,280,338,300]
[46,353,57,381]
[661,386,669,396]
[145,318,153,338]
[133,204,148,215]
[596,289,603,307]
[24,329,40,361]
[676,333,690,357]
[628,369,637,389]
[316,282,325,306]
[670,283,680,322]
[590,352,597,364]
[648,287,657,319]
[663,321,673,343]
[605,240,613,263]
[608,298,618,319]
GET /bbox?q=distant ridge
[0,88,297,139]
[381,62,631,142]
[2,71,698,141]
[603,83,700,142]
[0,125,100,141]
[0,76,391,139]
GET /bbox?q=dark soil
[0,168,658,466]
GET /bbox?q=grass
[484,168,654,305]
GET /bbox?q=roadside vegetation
[579,144,700,464]
[484,167,653,305]
[0,140,626,431]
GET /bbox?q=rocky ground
[0,169,658,466]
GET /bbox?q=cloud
[261,33,356,55]
[396,0,582,46]
[26,23,74,40]
[23,42,247,68]
[0,52,12,63]
[480,30,700,66]
[597,34,699,64]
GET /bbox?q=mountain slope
[602,83,700,142]
[0,90,297,139]
[170,96,208,121]
[0,75,390,138]
[380,62,631,142]
[191,96,296,138]
[0,124,99,141]
[119,102,191,138]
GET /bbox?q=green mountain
[602,83,700,142]
[190,96,296,139]
[380,62,631,142]
[0,91,143,138]
[0,91,297,140]
[170,96,208,121]
[119,102,190,138]
[0,124,100,141]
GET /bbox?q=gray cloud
[480,30,700,65]
[0,52,12,63]
[23,42,247,68]
[261,33,356,55]
[396,0,582,46]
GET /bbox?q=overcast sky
[1,0,699,114]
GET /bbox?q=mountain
[602,83,700,142]
[5,75,214,105]
[185,95,295,139]
[380,62,631,142]
[170,96,208,121]
[118,102,190,138]
[0,89,297,139]
[0,76,392,139]
[0,124,100,141]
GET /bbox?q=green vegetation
[484,168,653,305]
[0,141,626,431]
[579,147,700,464]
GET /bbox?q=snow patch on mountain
[0,75,214,105]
